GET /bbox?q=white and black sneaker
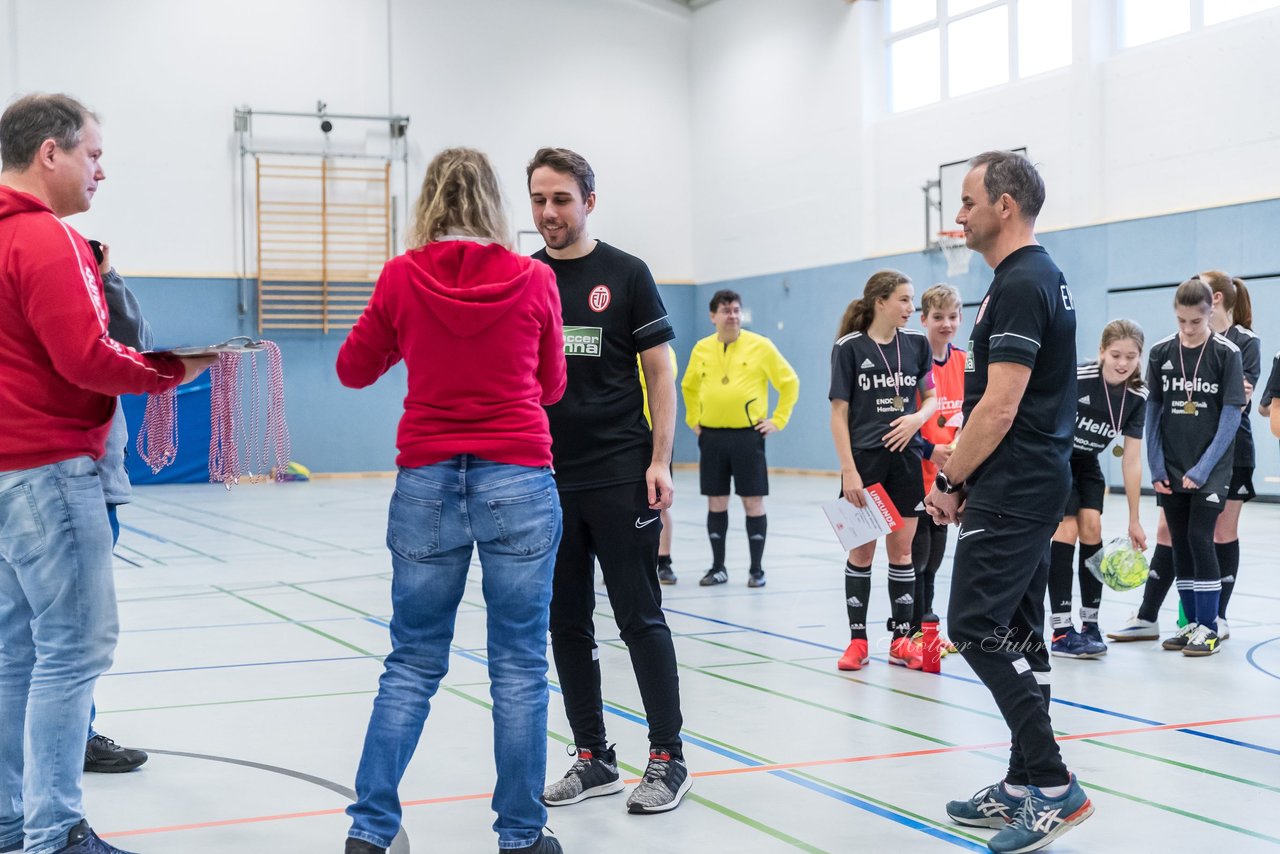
[1106,613,1159,642]
[626,750,692,814]
[542,745,625,806]
[699,568,728,586]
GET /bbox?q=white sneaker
[1106,614,1159,642]
[1217,618,1230,640]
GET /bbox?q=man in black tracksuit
[925,151,1093,853]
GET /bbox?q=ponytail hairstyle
[836,269,911,339]
[1099,318,1146,392]
[408,147,510,250]
[1199,269,1252,330]
[1174,275,1213,311]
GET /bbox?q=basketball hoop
[936,230,971,277]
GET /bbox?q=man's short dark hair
[526,147,595,200]
[0,93,97,173]
[709,289,741,313]
[969,150,1045,220]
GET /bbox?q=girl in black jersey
[1145,277,1245,657]
[829,270,937,671]
[1202,271,1258,638]
[1048,320,1148,660]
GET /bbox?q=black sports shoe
[345,838,385,854]
[52,820,137,853]
[542,745,624,806]
[626,750,692,814]
[509,831,563,853]
[84,735,148,773]
[657,560,677,585]
[699,567,728,586]
[747,569,766,588]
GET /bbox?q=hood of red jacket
[400,240,543,338]
[0,186,54,221]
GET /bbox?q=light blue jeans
[347,456,562,851]
[0,457,119,854]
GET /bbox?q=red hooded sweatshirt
[0,186,185,471]
[336,239,566,468]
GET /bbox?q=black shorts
[1229,466,1256,503]
[1063,453,1105,516]
[699,428,768,496]
[846,446,926,518]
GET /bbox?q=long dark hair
[837,270,911,338]
[1200,269,1253,331]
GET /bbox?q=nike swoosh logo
[635,516,660,528]
[957,528,985,540]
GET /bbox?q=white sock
[1002,782,1029,798]
[1038,783,1070,798]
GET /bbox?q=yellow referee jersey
[681,330,799,430]
[639,346,679,429]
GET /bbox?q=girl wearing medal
[1145,277,1245,657]
[829,270,937,671]
[1048,320,1148,659]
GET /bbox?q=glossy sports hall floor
[90,470,1279,853]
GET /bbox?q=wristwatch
[935,471,964,494]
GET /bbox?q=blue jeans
[347,456,562,851]
[86,505,120,744]
[0,457,119,854]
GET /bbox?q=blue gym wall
[123,198,1279,492]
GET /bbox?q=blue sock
[1176,580,1196,625]
[1194,583,1220,634]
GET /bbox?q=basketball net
[937,231,972,277]
[137,341,292,488]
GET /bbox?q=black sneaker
[699,567,728,586]
[508,831,563,853]
[626,750,692,814]
[1162,622,1199,651]
[53,820,137,854]
[542,745,624,806]
[345,838,385,854]
[747,569,766,588]
[84,735,148,773]
[657,561,677,585]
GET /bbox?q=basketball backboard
[923,147,1027,248]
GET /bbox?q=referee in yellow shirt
[682,290,799,588]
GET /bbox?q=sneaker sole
[543,779,626,806]
[1161,641,1190,651]
[659,579,677,585]
[995,799,1094,853]
[944,809,1009,830]
[1050,650,1104,660]
[626,773,693,814]
[84,760,147,773]
[837,657,869,671]
[1181,646,1221,657]
[887,656,923,670]
[747,578,766,588]
[699,578,727,586]
[1106,631,1159,642]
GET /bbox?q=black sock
[745,514,767,572]
[1077,541,1103,625]
[887,562,915,638]
[1137,543,1174,623]
[707,510,728,569]
[845,562,871,640]
[1216,540,1239,618]
[1048,541,1075,629]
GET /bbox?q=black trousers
[911,515,949,629]
[549,480,684,754]
[947,509,1070,788]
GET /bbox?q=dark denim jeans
[0,457,118,854]
[347,456,562,850]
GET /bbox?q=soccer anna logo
[588,284,611,313]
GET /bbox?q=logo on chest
[588,285,611,313]
[563,326,602,357]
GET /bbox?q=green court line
[139,494,374,554]
[237,585,830,853]
[1080,739,1280,794]
[132,499,317,560]
[97,689,377,715]
[1081,780,1280,845]
[214,586,370,656]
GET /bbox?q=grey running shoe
[626,750,692,814]
[747,569,766,588]
[945,781,1022,829]
[699,567,728,586]
[542,746,624,806]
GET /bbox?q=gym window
[887,0,1073,113]
[1120,0,1280,48]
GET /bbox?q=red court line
[102,710,1280,839]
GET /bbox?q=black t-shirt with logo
[1145,332,1246,495]
[829,327,932,452]
[535,241,675,491]
[1072,361,1146,457]
[963,245,1077,523]
[1223,324,1261,467]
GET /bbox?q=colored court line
[663,604,1280,756]
[140,494,377,555]
[131,500,318,559]
[119,520,227,563]
[1246,636,1280,682]
[102,653,383,678]
[236,586,834,853]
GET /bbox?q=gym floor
[89,471,1280,852]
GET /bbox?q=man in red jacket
[0,93,214,854]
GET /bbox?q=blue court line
[438,634,985,851]
[1246,636,1280,682]
[101,653,382,677]
[662,605,1280,757]
[119,522,171,544]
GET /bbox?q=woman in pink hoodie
[337,148,566,854]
